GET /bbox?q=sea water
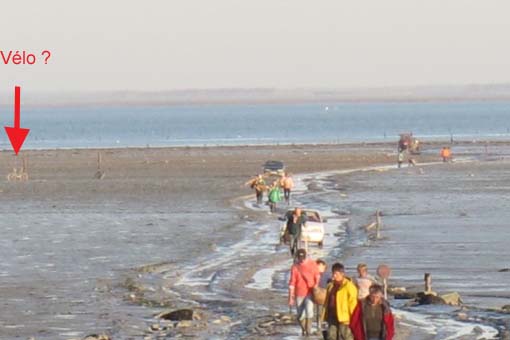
[3,101,510,149]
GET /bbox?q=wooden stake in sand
[375,210,382,239]
[94,152,105,179]
[424,273,432,294]
[364,211,383,240]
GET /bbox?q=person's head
[331,262,345,283]
[368,284,384,305]
[257,174,263,179]
[357,263,368,278]
[316,259,327,273]
[296,248,307,263]
[294,208,302,216]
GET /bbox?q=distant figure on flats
[350,284,395,340]
[280,172,295,204]
[245,174,266,204]
[408,158,416,167]
[267,181,282,213]
[397,152,404,168]
[288,249,321,337]
[440,147,452,163]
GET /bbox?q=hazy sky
[1,0,510,93]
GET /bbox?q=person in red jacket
[350,284,395,340]
[288,248,320,336]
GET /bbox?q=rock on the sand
[220,315,231,322]
[156,309,195,321]
[440,292,463,306]
[394,292,417,299]
[280,314,295,324]
[150,323,164,331]
[176,320,193,328]
[83,335,111,340]
[417,292,446,305]
[457,312,468,321]
[472,326,484,335]
[259,320,275,328]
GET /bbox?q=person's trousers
[289,234,298,256]
[256,190,263,204]
[326,321,354,340]
[295,295,314,320]
[284,188,291,202]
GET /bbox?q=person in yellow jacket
[322,262,358,340]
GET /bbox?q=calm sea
[4,101,510,149]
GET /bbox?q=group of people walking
[288,249,395,340]
[246,168,395,339]
[278,194,393,339]
[397,150,416,168]
[397,146,453,168]
[245,172,294,212]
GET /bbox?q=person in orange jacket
[245,174,266,204]
[280,172,295,204]
[440,147,452,162]
[350,284,395,340]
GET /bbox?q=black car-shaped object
[263,160,285,175]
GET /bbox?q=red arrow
[4,86,30,155]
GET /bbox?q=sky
[1,0,510,93]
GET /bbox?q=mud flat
[0,144,399,339]
[1,142,507,339]
[337,158,510,338]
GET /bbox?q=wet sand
[1,142,505,339]
[0,144,404,339]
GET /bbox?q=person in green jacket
[268,181,282,213]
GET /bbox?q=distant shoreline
[3,84,510,108]
[3,138,510,154]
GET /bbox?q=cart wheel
[21,173,28,181]
[318,241,323,248]
[7,173,15,182]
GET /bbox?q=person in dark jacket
[350,284,395,340]
[285,208,307,256]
